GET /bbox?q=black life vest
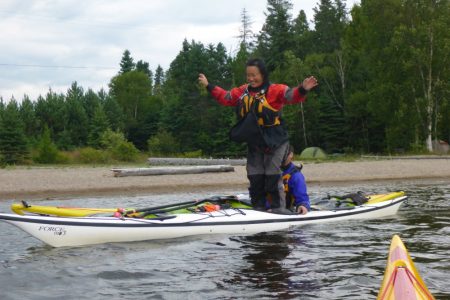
[237,89,281,127]
[229,86,288,149]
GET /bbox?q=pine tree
[154,65,165,95]
[102,94,125,132]
[119,49,135,74]
[312,0,348,53]
[34,125,59,164]
[136,60,153,80]
[231,42,250,85]
[255,0,294,71]
[82,89,102,120]
[35,89,66,139]
[0,100,29,164]
[292,10,312,59]
[88,106,110,148]
[65,82,89,148]
[19,95,38,141]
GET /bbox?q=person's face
[246,66,264,88]
[284,152,294,166]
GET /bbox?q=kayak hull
[0,195,406,247]
[377,235,434,300]
[10,191,407,217]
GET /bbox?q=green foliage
[255,0,295,71]
[101,94,125,132]
[88,106,110,148]
[77,147,111,164]
[312,0,348,53]
[34,126,59,164]
[109,69,155,148]
[182,150,203,158]
[99,129,139,162]
[0,100,29,165]
[231,43,249,86]
[292,10,313,59]
[65,82,89,147]
[147,129,180,156]
[161,39,234,154]
[119,49,135,74]
[100,129,126,149]
[3,0,449,162]
[136,60,153,82]
[19,95,38,142]
[153,65,165,95]
[110,141,139,162]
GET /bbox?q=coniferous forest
[0,0,449,165]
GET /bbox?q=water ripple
[0,182,449,299]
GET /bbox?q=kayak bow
[377,235,434,300]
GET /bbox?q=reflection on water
[227,233,298,299]
[0,180,449,299]
[229,231,319,300]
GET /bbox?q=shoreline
[1,158,449,201]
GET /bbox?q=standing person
[198,58,317,214]
[281,145,310,215]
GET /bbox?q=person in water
[280,145,310,214]
[198,58,317,214]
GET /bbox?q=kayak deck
[0,193,407,247]
[377,235,434,300]
[10,191,406,218]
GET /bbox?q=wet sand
[1,158,449,200]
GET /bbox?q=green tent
[300,147,327,159]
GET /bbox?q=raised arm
[269,76,318,106]
[198,73,243,107]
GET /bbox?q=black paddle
[121,195,241,217]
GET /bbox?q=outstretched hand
[198,73,209,87]
[302,76,318,91]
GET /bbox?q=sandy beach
[1,158,449,201]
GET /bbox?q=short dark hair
[246,58,269,83]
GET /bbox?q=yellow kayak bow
[377,234,434,300]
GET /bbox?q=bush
[77,147,111,164]
[100,129,125,150]
[99,129,139,162]
[147,129,180,156]
[54,152,72,164]
[111,141,139,162]
[182,150,203,158]
[34,127,59,164]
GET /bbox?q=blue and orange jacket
[282,162,310,210]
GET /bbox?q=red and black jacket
[207,82,308,149]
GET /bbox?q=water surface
[0,179,449,299]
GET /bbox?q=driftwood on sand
[111,165,235,177]
[148,157,246,166]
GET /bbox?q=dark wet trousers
[248,174,282,209]
[246,142,289,209]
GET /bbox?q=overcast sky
[0,0,358,102]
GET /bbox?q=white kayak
[0,192,407,247]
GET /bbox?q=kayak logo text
[38,226,67,236]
